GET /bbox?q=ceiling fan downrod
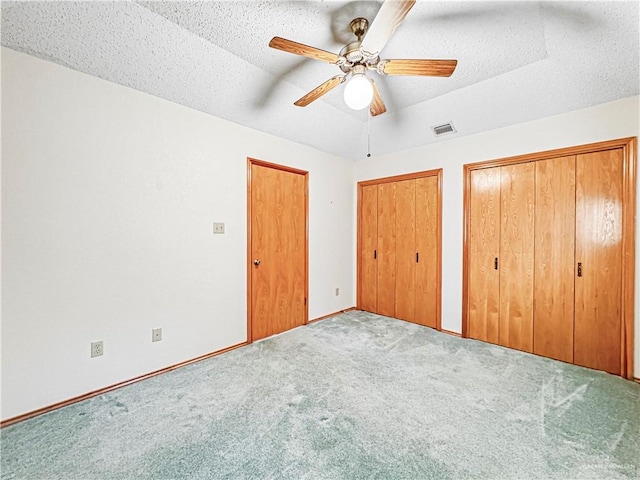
[349,17,369,41]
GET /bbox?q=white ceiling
[2,1,639,160]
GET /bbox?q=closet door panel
[415,176,439,328]
[575,149,623,375]
[499,163,535,352]
[360,185,378,312]
[534,156,576,363]
[395,180,416,322]
[377,183,397,317]
[468,168,501,344]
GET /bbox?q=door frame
[357,169,443,330]
[462,137,637,379]
[246,158,309,343]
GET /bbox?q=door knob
[253,259,261,266]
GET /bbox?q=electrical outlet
[335,287,340,296]
[213,222,225,234]
[91,341,103,358]
[152,328,162,342]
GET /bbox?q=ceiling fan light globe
[344,74,374,110]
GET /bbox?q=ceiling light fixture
[343,68,373,110]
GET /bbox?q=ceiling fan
[268,0,458,117]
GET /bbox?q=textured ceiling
[2,1,639,160]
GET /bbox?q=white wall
[355,95,640,376]
[1,47,355,420]
[2,46,638,422]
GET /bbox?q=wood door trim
[465,137,637,170]
[248,158,309,175]
[435,169,443,330]
[246,158,309,344]
[621,138,636,378]
[462,164,472,338]
[357,169,443,330]
[462,137,636,379]
[355,185,362,310]
[358,168,443,186]
[356,184,364,309]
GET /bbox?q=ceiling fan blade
[382,59,458,77]
[360,0,416,58]
[370,80,387,117]
[294,76,345,107]
[269,37,339,64]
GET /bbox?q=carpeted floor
[1,310,639,479]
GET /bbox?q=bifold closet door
[499,163,535,352]
[377,182,397,317]
[468,168,501,344]
[574,149,623,375]
[360,185,378,313]
[415,176,439,328]
[395,180,416,322]
[533,156,576,363]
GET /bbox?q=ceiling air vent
[431,122,456,136]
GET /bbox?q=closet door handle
[374,250,377,259]
[494,257,498,270]
[577,262,582,277]
[416,252,419,263]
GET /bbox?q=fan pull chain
[367,108,371,158]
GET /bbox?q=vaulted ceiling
[2,1,639,160]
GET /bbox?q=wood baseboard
[1,341,247,429]
[442,328,462,337]
[308,307,356,324]
[633,377,640,385]
[3,310,353,428]
[4,317,630,427]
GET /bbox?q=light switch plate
[213,222,225,234]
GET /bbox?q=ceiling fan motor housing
[339,42,363,69]
[339,17,380,73]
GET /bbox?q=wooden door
[249,161,307,341]
[395,180,416,322]
[534,156,576,363]
[415,176,439,328]
[468,167,501,344]
[499,163,535,352]
[377,182,397,317]
[359,185,378,312]
[574,149,623,375]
